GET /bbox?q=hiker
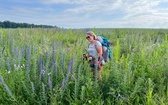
[83,31,105,81]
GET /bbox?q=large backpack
[96,36,112,62]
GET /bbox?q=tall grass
[0,28,168,105]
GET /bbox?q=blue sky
[0,0,168,28]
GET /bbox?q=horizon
[0,20,168,30]
[0,0,168,29]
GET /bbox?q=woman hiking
[83,31,104,81]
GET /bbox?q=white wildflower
[48,72,51,75]
[88,100,91,104]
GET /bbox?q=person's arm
[95,41,103,59]
[96,46,103,59]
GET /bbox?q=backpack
[96,36,112,62]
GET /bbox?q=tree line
[0,20,58,28]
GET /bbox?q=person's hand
[82,54,86,58]
[89,57,92,60]
[82,54,88,60]
[99,56,103,61]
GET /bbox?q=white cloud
[1,0,168,28]
[64,0,123,13]
[40,0,89,4]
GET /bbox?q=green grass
[0,28,168,105]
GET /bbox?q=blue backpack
[98,36,112,61]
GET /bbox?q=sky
[0,0,168,28]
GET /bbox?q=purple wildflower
[70,57,74,73]
[52,61,58,76]
[0,76,5,85]
[65,56,74,86]
[0,76,12,96]
[51,44,58,75]
[26,46,31,74]
[14,46,18,58]
[20,47,25,58]
[46,52,50,63]
[39,54,45,80]
[45,52,50,74]
[31,82,35,93]
[5,84,12,96]
[13,59,16,68]
[55,63,58,76]
[60,52,65,69]
[42,83,45,94]
[48,76,52,91]
[6,57,11,73]
[52,43,55,63]
[61,79,65,89]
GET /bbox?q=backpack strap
[94,44,99,59]
[94,42,104,62]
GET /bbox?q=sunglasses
[86,36,90,39]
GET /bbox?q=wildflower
[26,46,31,74]
[8,71,11,74]
[52,43,55,63]
[42,83,45,94]
[118,94,127,102]
[5,84,12,96]
[6,58,11,73]
[60,52,65,68]
[61,56,75,90]
[0,76,12,96]
[14,64,17,69]
[88,100,91,104]
[65,57,74,84]
[48,76,52,91]
[0,76,5,84]
[61,79,65,89]
[14,46,18,57]
[39,54,45,79]
[17,64,21,70]
[46,52,50,63]
[22,64,25,68]
[13,60,21,70]
[55,63,58,76]
[31,82,35,93]
[20,64,25,69]
[20,47,25,58]
[48,72,51,75]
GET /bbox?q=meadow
[0,28,167,105]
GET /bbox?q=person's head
[86,31,96,42]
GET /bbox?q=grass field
[0,28,168,105]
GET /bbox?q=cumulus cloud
[40,0,89,4]
[0,0,168,28]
